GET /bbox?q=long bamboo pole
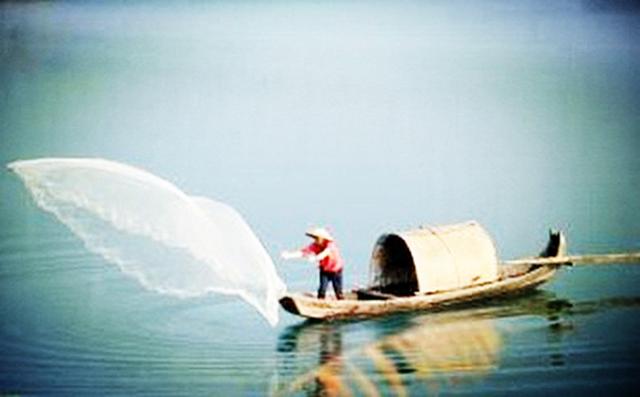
[502,252,640,267]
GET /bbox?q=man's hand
[281,250,302,260]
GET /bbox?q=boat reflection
[272,290,629,396]
[274,307,505,396]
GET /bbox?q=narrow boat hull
[279,264,558,320]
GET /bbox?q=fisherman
[281,227,344,300]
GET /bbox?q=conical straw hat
[305,227,334,241]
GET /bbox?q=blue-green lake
[1,1,639,395]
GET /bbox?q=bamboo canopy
[370,221,499,295]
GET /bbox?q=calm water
[1,1,639,395]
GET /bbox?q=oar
[502,252,640,267]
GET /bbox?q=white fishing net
[8,158,286,326]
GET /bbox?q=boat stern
[279,295,301,316]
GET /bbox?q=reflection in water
[312,325,344,396]
[274,312,502,396]
[273,292,640,396]
[544,298,575,368]
[276,323,347,396]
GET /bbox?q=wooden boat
[279,262,559,320]
[279,222,568,320]
[280,221,640,320]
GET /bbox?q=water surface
[1,1,639,395]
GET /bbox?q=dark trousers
[318,269,343,299]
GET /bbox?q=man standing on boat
[281,227,344,300]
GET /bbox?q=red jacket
[302,241,344,273]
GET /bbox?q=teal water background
[1,1,639,395]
